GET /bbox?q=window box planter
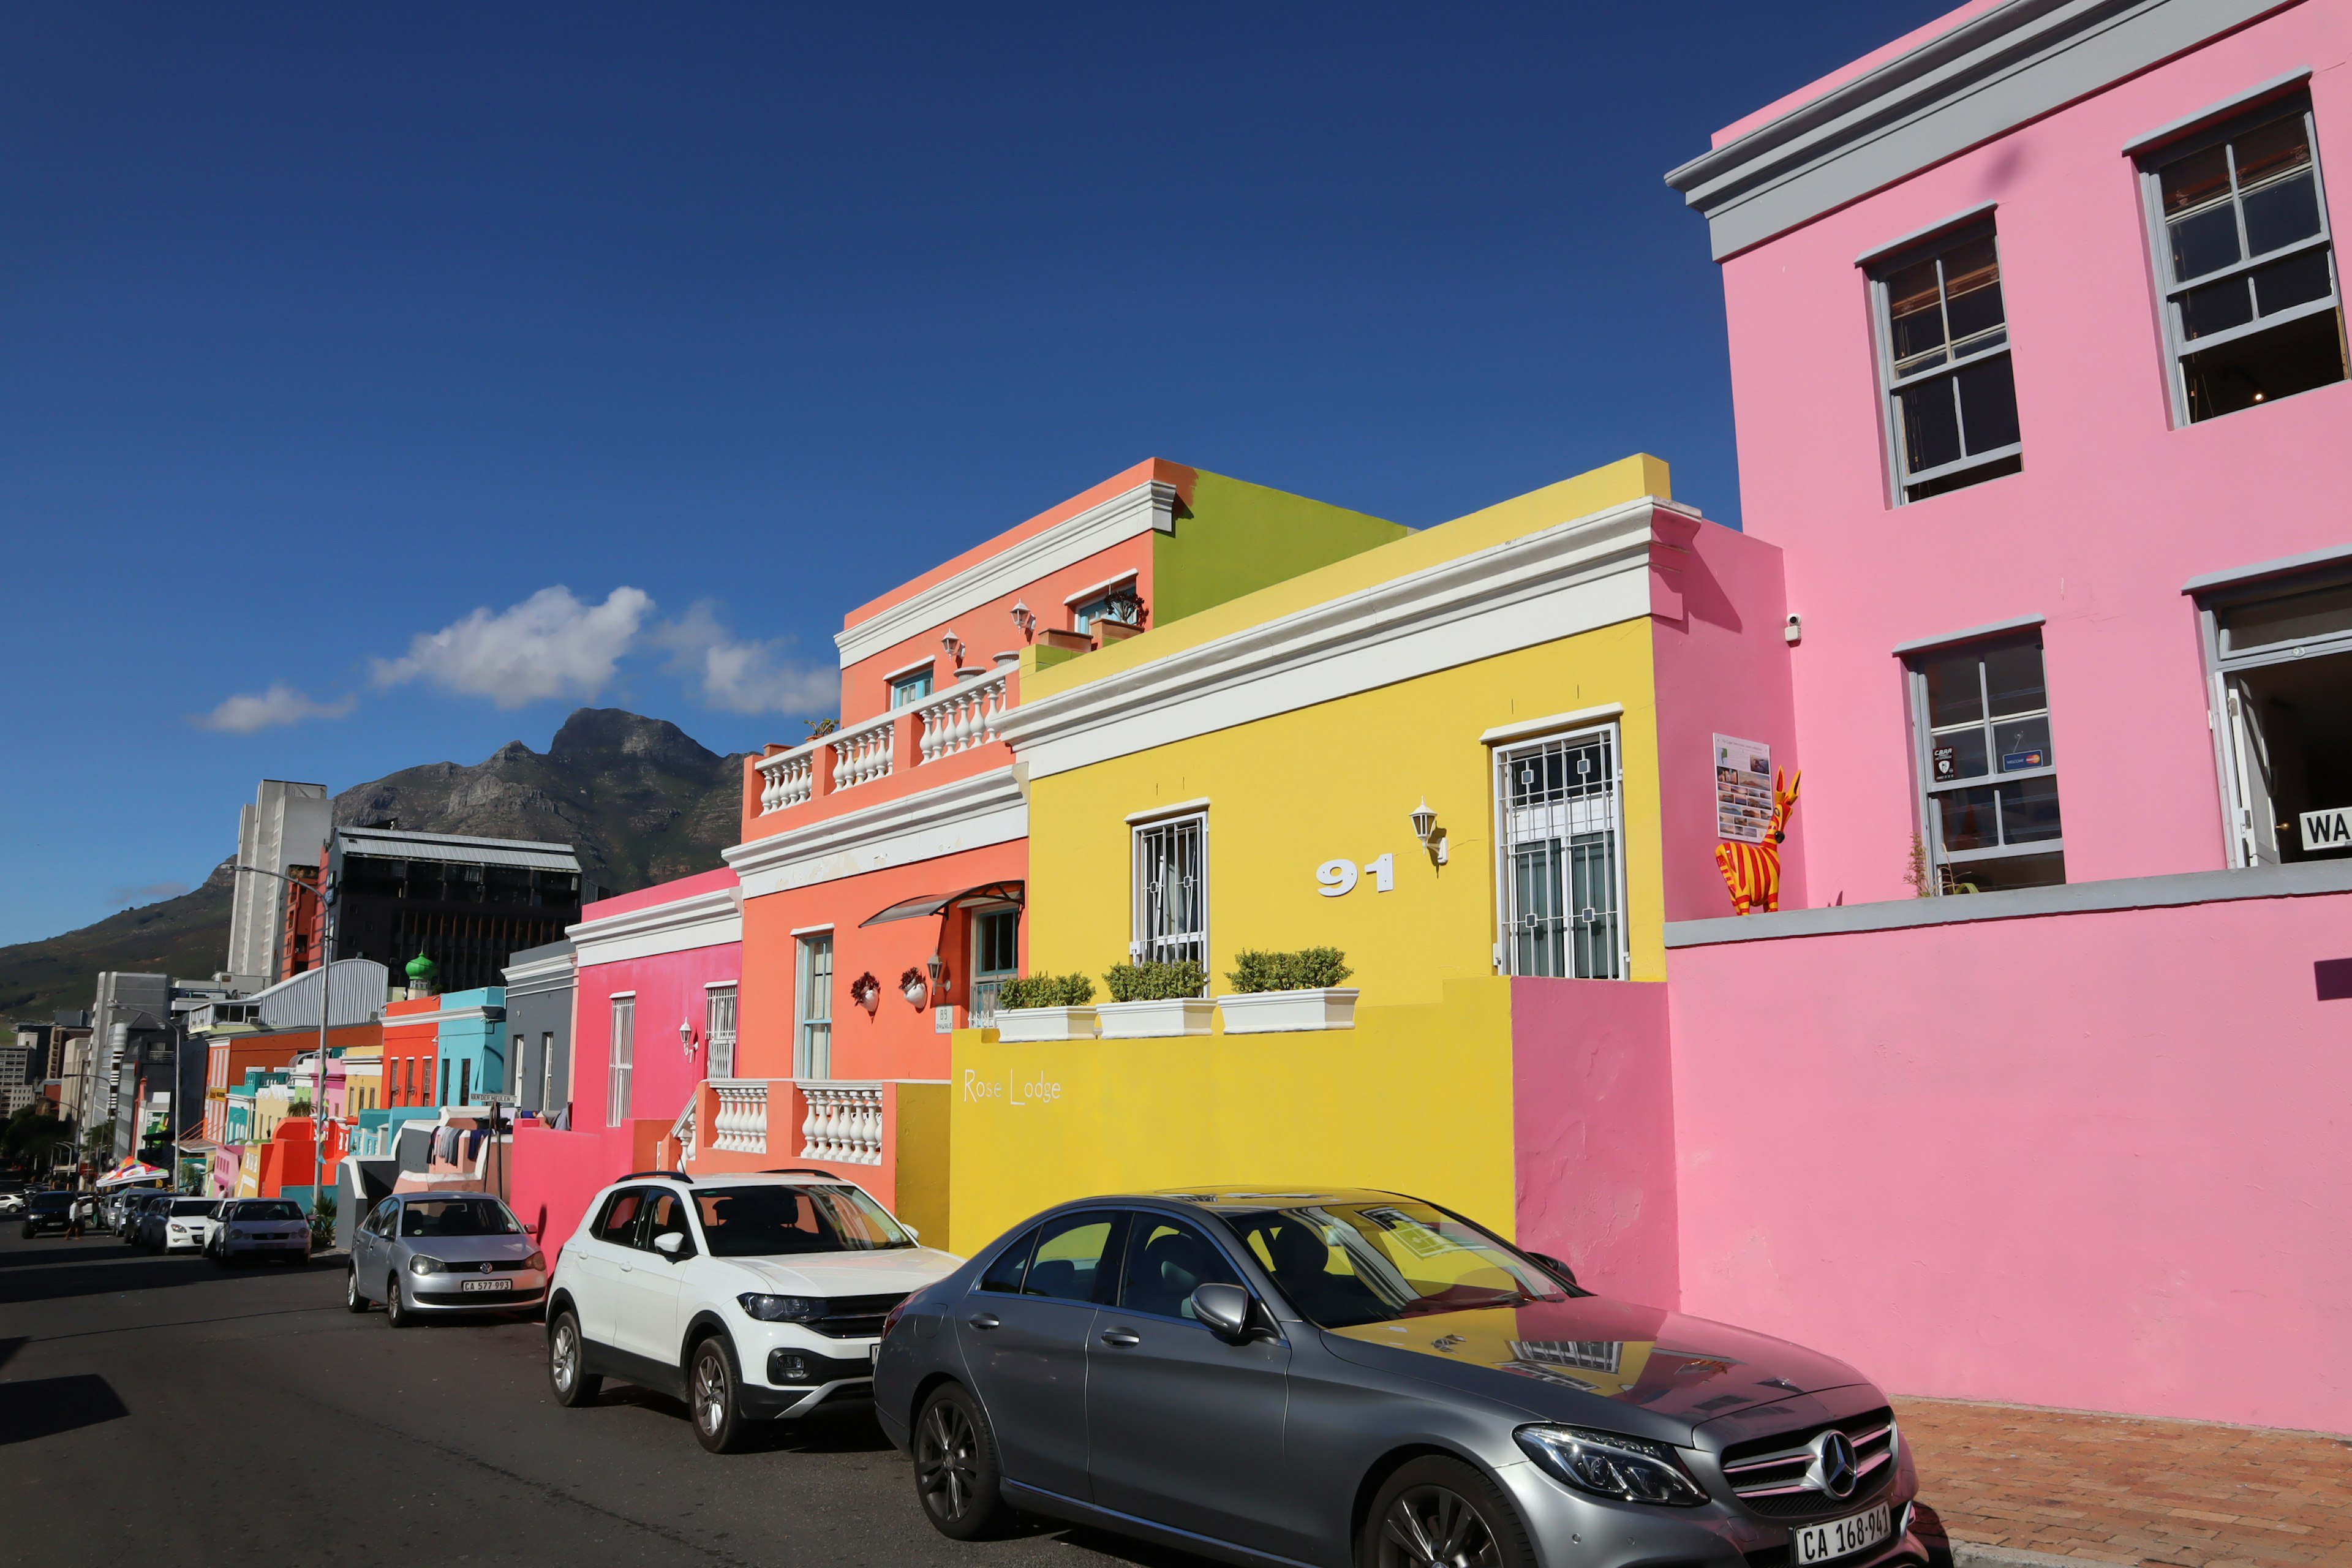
[991,1006,1100,1044]
[1095,998,1216,1039]
[1216,988,1360,1034]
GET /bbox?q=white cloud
[653,601,836,716]
[194,682,358,733]
[373,586,653,709]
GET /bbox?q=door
[611,1188,693,1374]
[570,1186,650,1346]
[959,1209,1125,1501]
[1087,1213,1294,1552]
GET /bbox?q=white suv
[546,1170,960,1452]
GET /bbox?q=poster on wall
[1714,734,1774,843]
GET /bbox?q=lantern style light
[679,1020,696,1055]
[1411,799,1449,864]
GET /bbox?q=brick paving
[1894,1395,2352,1567]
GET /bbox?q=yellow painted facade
[948,456,1681,1254]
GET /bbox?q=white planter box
[1095,997,1217,1039]
[1216,988,1360,1033]
[990,1006,1100,1043]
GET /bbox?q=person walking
[65,1191,88,1239]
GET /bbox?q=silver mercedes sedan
[875,1188,1923,1568]
[347,1192,548,1325]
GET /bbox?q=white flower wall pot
[1216,987,1360,1033]
[1095,998,1217,1039]
[991,1006,1101,1043]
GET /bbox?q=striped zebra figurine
[1715,768,1801,915]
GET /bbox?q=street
[0,1227,1213,1568]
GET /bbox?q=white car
[156,1197,221,1253]
[546,1170,961,1453]
[0,1192,25,1219]
[214,1197,312,1264]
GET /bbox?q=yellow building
[948,456,1797,1306]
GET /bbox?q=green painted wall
[1152,469,1408,627]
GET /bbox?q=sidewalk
[1896,1396,2352,1567]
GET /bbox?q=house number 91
[1317,854,1395,897]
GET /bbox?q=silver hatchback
[349,1193,548,1327]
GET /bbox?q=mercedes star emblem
[1812,1430,1859,1498]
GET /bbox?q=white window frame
[540,1031,557,1117]
[606,994,634,1128]
[968,905,1021,1028]
[889,664,936,709]
[1130,811,1208,978]
[796,935,833,1081]
[1490,723,1629,981]
[1904,633,2065,892]
[1071,574,1144,635]
[2138,90,2343,427]
[704,984,738,1079]
[2195,560,2352,867]
[1867,217,2023,504]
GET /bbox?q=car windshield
[692,1184,913,1257]
[233,1200,304,1221]
[1215,1199,1568,1329]
[29,1193,73,1210]
[170,1200,215,1216]
[400,1199,521,1237]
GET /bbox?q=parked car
[102,1187,161,1233]
[0,1191,26,1219]
[876,1187,1924,1568]
[140,1196,221,1254]
[348,1193,546,1327]
[20,1190,77,1238]
[122,1193,176,1248]
[213,1197,312,1264]
[545,1171,962,1453]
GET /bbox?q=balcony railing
[753,665,1016,816]
[710,1080,771,1154]
[801,1082,884,1165]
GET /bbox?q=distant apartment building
[225,780,333,990]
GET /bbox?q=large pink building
[1661,0,2352,1431]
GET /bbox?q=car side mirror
[653,1232,687,1259]
[1527,1251,1578,1291]
[1189,1283,1254,1343]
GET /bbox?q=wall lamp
[1010,601,1036,637]
[679,1020,696,1055]
[1411,799,1449,864]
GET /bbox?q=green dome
[404,951,439,981]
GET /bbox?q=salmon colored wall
[736,838,1026,1083]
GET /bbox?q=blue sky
[0,2,1950,947]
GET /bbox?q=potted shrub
[1216,948,1359,1033]
[1096,960,1215,1038]
[990,973,1101,1042]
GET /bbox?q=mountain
[0,709,748,1023]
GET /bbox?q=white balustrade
[829,713,895,792]
[913,668,1011,763]
[756,749,815,814]
[671,1096,698,1166]
[799,1082,885,1166]
[709,1080,770,1154]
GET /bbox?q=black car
[21,1190,78,1238]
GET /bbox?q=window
[1118,1214,1243,1322]
[511,1034,524,1095]
[590,1187,648,1246]
[692,1183,913,1256]
[2143,94,2345,423]
[607,995,634,1128]
[540,1032,557,1114]
[890,665,935,709]
[458,1060,471,1107]
[2200,566,2352,866]
[1494,727,1625,979]
[1072,579,1144,634]
[705,986,737,1079]
[1871,221,2023,502]
[796,936,832,1080]
[1909,633,2065,892]
[1020,1210,1126,1305]
[970,908,1019,1027]
[1132,813,1207,972]
[438,1058,450,1107]
[979,1227,1038,1292]
[639,1190,695,1256]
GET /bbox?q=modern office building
[225,779,333,990]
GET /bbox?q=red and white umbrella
[94,1158,170,1189]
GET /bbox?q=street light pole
[234,863,336,1234]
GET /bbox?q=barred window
[1494,728,1625,979]
[705,986,737,1079]
[1132,813,1207,974]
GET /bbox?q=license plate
[1796,1502,1891,1564]
[459,1278,513,1294]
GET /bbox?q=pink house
[508,867,742,1254]
[1659,1,2352,1431]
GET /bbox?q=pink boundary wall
[1667,890,2352,1435]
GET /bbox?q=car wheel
[913,1384,1014,1540]
[1360,1456,1534,1568]
[689,1335,752,1454]
[547,1310,601,1407]
[386,1276,414,1329]
[345,1267,370,1313]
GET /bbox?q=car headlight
[524,1250,546,1271]
[1515,1425,1707,1506]
[737,1293,824,1322]
[409,1256,446,1275]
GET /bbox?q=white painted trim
[2122,67,2310,155]
[1001,498,1675,780]
[499,953,575,987]
[834,480,1178,668]
[883,657,937,683]
[703,981,739,992]
[605,991,636,999]
[1890,613,2046,657]
[1480,703,1626,746]
[788,922,837,937]
[383,1005,507,1030]
[725,767,1028,899]
[1063,571,1139,606]
[567,886,744,966]
[1125,797,1212,824]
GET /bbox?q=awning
[861,881,1025,927]
[94,1159,171,1189]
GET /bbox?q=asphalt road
[0,1225,1219,1568]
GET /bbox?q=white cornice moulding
[834,481,1178,669]
[725,767,1028,900]
[1480,703,1627,745]
[500,954,575,987]
[383,1005,505,1030]
[567,887,744,966]
[1000,499,1675,780]
[1125,797,1211,824]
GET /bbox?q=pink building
[1660,1,2352,1431]
[509,867,741,1254]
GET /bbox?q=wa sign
[2302,806,2352,852]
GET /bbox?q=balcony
[671,1077,948,1236]
[753,664,1012,820]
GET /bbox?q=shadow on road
[0,1374,130,1446]
[0,1251,304,1306]
[595,1384,902,1455]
